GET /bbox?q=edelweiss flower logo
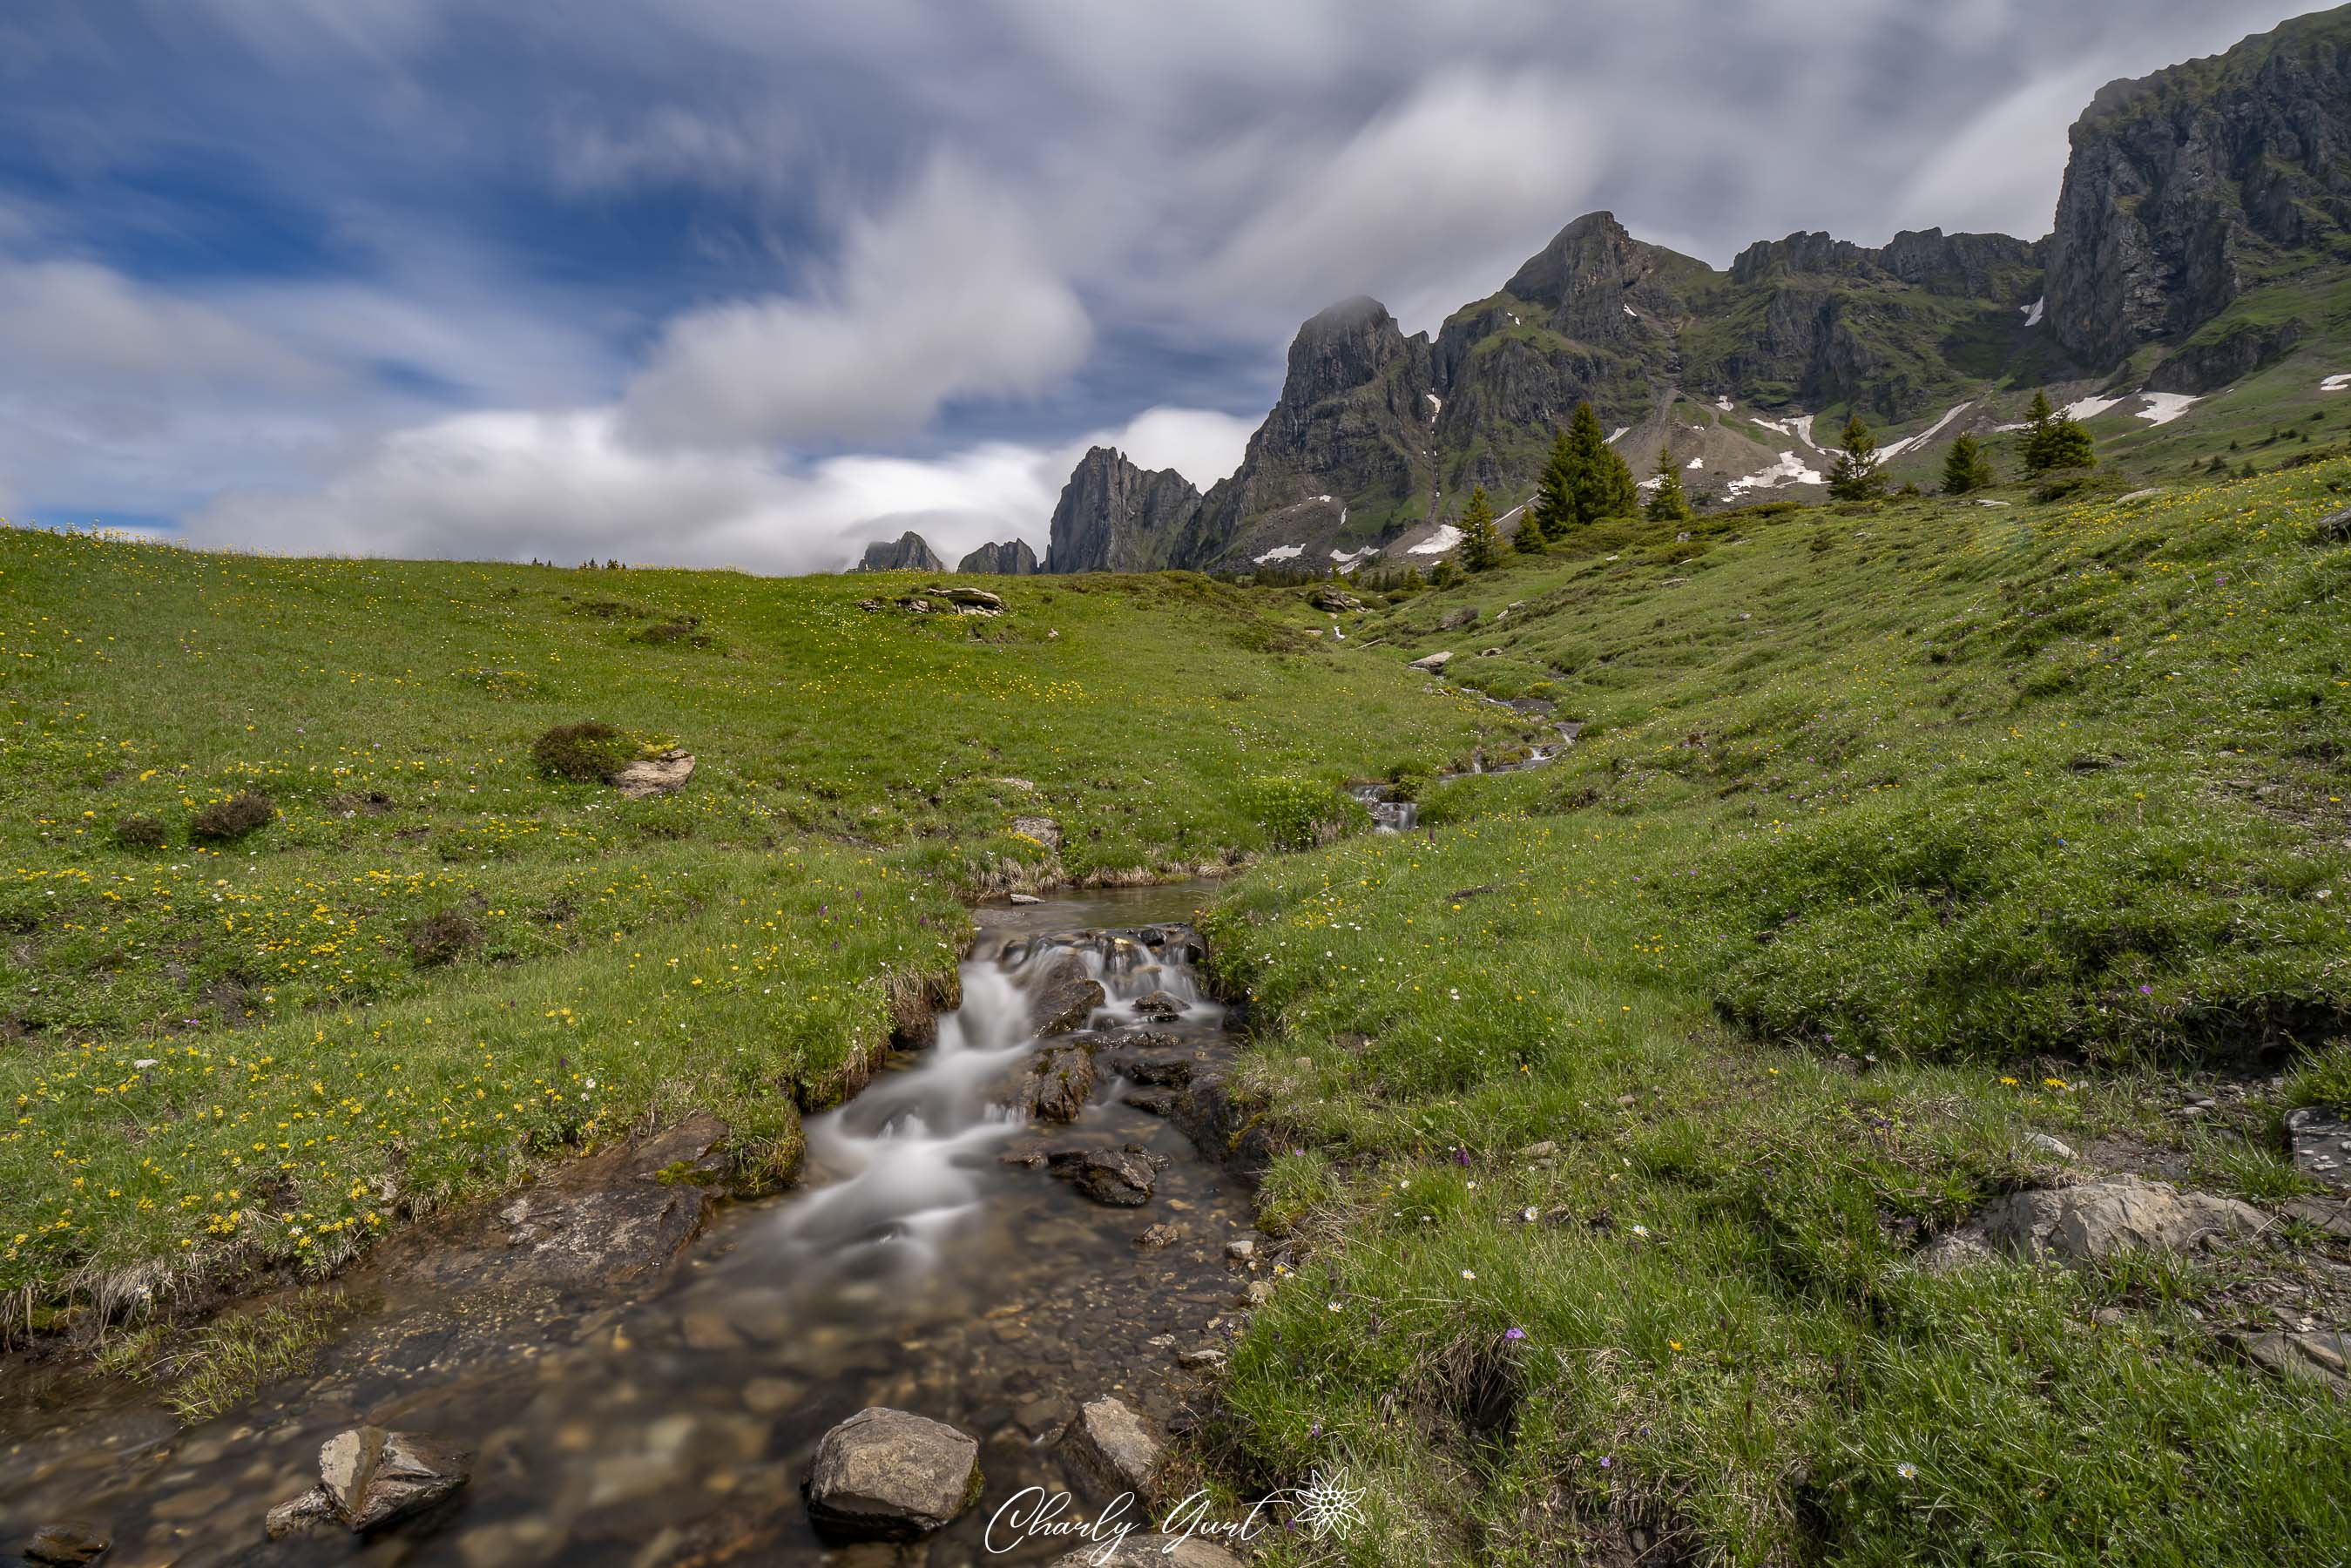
[1291,1467,1368,1541]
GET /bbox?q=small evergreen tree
[1456,486,1503,571]
[2020,390,2059,475]
[1645,444,1692,523]
[1563,402,1638,526]
[1528,429,1577,544]
[1941,432,1994,495]
[1399,564,1424,593]
[1827,414,1884,500]
[1431,557,1462,589]
[2041,416,2095,471]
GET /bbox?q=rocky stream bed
[3,887,1273,1566]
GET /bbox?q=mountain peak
[851,531,946,573]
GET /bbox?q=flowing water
[2,886,1256,1566]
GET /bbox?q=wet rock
[1009,892,1044,905]
[613,748,695,801]
[484,1113,731,1288]
[1122,1089,1179,1117]
[2287,1105,2351,1188]
[1018,1044,1098,1123]
[2235,1328,2348,1397]
[1406,650,1453,672]
[2022,1132,2077,1161]
[1225,1237,1256,1261]
[1031,956,1106,1036]
[264,1489,339,1540]
[283,1426,472,1534]
[1133,1222,1180,1249]
[1132,990,1188,1019]
[1932,1176,2265,1271]
[1048,1536,1244,1568]
[1011,814,1063,851]
[1046,1147,1156,1206]
[1110,1052,1194,1087]
[1061,1396,1164,1500]
[1176,1347,1228,1370]
[803,1407,983,1541]
[23,1523,111,1565]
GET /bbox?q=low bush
[189,791,274,841]
[404,909,480,967]
[112,814,170,848]
[531,720,637,781]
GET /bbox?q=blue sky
[0,1,2312,571]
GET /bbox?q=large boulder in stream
[1030,954,1105,1036]
[1017,1044,1098,1122]
[22,1524,111,1565]
[804,1407,983,1540]
[1061,1396,1165,1501]
[1047,1147,1157,1206]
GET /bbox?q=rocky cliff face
[853,531,946,572]
[956,539,1038,575]
[2044,9,2351,368]
[1042,448,1201,573]
[1173,297,1436,568]
[1028,11,2348,575]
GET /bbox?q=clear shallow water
[1,885,1253,1566]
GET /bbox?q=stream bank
[3,884,1278,1566]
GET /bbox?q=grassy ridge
[0,538,1503,1316]
[1197,466,2351,1563]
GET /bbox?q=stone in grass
[2285,1105,2351,1189]
[1406,651,1453,672]
[612,748,694,800]
[1061,1396,1164,1501]
[1917,1176,2263,1273]
[804,1407,983,1541]
[2235,1328,2348,1398]
[22,1523,111,1565]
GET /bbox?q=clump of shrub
[632,615,715,648]
[112,814,170,849]
[404,909,480,967]
[189,791,275,842]
[1240,774,1361,851]
[532,720,638,781]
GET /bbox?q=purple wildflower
[1503,1327,1526,1342]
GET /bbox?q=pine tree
[1527,429,1577,544]
[1456,486,1503,571]
[1645,445,1692,523]
[1827,414,1884,501]
[1431,557,1461,589]
[2041,416,2095,471]
[2020,390,2059,475]
[1561,402,1628,526]
[1941,433,1994,495]
[1399,564,1424,593]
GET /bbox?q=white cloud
[1085,405,1253,488]
[1184,70,1601,334]
[0,260,332,389]
[621,154,1092,447]
[185,407,1070,573]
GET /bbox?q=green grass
[1188,463,2351,1563]
[92,1284,345,1423]
[5,460,2349,1562]
[0,538,1508,1319]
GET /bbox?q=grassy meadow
[0,541,1500,1317]
[3,450,2348,1564]
[1192,463,2351,1563]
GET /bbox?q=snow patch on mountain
[1726,450,1825,496]
[2022,297,2044,327]
[1253,543,1304,564]
[2135,392,2198,426]
[1409,524,1463,555]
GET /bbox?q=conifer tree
[1456,486,1503,571]
[1558,401,1639,526]
[1431,557,1461,589]
[1527,429,1577,544]
[1827,414,1884,501]
[1645,444,1692,523]
[2041,416,2095,472]
[1941,433,1994,495]
[2020,390,2059,475]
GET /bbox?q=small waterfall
[1350,782,1418,834]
